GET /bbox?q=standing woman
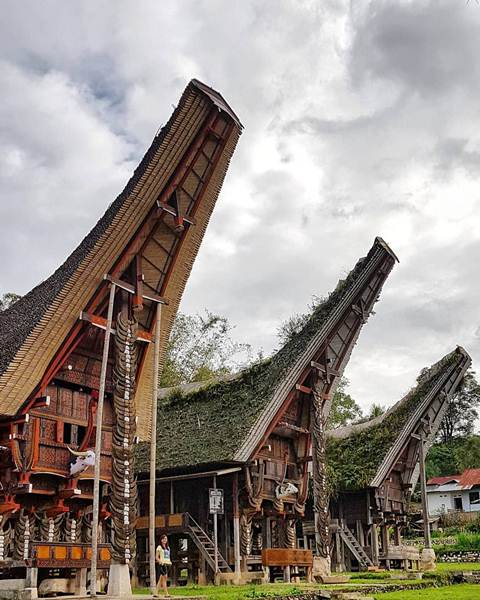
[156,534,172,596]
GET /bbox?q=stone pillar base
[420,548,436,571]
[107,563,132,597]
[313,556,331,580]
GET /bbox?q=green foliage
[328,376,363,428]
[137,263,367,472]
[276,295,323,345]
[438,369,480,443]
[425,442,460,479]
[326,351,459,493]
[435,532,480,554]
[159,310,253,388]
[373,584,480,600]
[367,403,386,419]
[455,434,480,472]
[0,292,20,311]
[426,435,480,479]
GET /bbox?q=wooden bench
[262,548,313,582]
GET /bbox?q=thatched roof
[326,346,471,493]
[0,79,242,439]
[135,237,397,474]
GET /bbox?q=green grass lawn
[135,583,315,598]
[134,564,480,599]
[373,584,480,599]
[434,562,480,572]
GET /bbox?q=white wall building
[427,469,480,516]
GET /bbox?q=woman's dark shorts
[156,563,169,578]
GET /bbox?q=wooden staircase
[186,513,232,573]
[337,524,373,569]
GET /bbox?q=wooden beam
[295,384,312,395]
[103,274,168,305]
[79,312,152,343]
[276,421,309,435]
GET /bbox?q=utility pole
[90,282,116,597]
[149,302,162,596]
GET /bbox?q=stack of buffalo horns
[110,311,138,563]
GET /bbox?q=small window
[470,491,480,505]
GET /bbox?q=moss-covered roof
[135,238,396,475]
[325,348,470,494]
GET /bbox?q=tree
[438,370,480,443]
[327,377,363,428]
[160,310,253,388]
[0,292,20,311]
[425,442,459,479]
[454,435,480,472]
[366,403,385,420]
[276,295,323,345]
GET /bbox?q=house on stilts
[0,79,242,597]
[323,346,471,572]
[134,237,398,585]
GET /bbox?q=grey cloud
[350,1,480,95]
[435,138,480,179]
[1,0,480,416]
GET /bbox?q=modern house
[427,469,480,515]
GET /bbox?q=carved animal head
[67,448,95,476]
[275,482,299,499]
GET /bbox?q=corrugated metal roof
[459,468,480,490]
[427,475,461,486]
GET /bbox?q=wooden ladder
[186,513,232,573]
[338,524,373,569]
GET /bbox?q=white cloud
[1,0,480,416]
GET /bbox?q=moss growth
[136,251,373,473]
[326,350,460,493]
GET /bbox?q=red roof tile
[459,468,480,489]
[427,475,461,486]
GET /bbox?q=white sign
[209,488,224,515]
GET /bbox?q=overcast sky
[1,0,480,415]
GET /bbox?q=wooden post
[371,523,380,566]
[170,481,174,513]
[213,475,218,577]
[419,435,432,549]
[381,524,389,568]
[233,473,241,578]
[90,282,116,597]
[149,302,162,596]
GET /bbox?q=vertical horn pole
[149,302,162,596]
[90,282,116,597]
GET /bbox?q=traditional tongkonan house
[134,237,398,585]
[324,346,471,572]
[0,80,242,598]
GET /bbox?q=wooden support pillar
[265,517,272,549]
[283,565,291,583]
[371,524,380,566]
[233,473,241,579]
[170,481,175,513]
[90,282,116,597]
[75,568,87,596]
[394,525,402,546]
[381,524,390,569]
[25,567,38,589]
[419,435,432,549]
[381,524,389,554]
[334,532,345,572]
[149,302,162,595]
[198,555,207,585]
